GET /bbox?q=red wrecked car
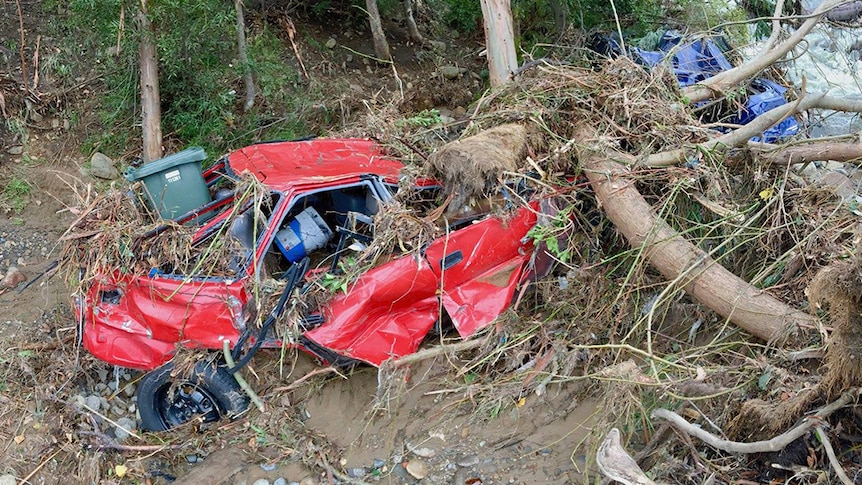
[77,138,563,431]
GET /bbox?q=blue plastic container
[274,207,333,262]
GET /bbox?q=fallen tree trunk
[575,125,816,343]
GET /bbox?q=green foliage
[1,176,32,214]
[396,109,442,128]
[50,0,308,158]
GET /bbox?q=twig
[31,34,40,91]
[815,426,854,485]
[391,336,487,367]
[79,430,180,452]
[282,16,308,79]
[18,448,60,485]
[271,366,339,392]
[15,0,28,89]
[223,340,265,412]
[651,389,859,454]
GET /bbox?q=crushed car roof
[227,138,404,192]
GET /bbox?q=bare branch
[645,92,862,167]
[683,0,848,104]
[651,389,859,454]
[753,139,862,165]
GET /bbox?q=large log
[575,126,815,343]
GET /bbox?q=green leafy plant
[1,177,32,214]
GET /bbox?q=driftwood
[646,92,862,167]
[651,389,859,454]
[575,125,816,342]
[596,428,656,485]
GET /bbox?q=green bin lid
[125,147,207,181]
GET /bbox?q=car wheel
[137,360,250,432]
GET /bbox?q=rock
[347,467,366,478]
[273,479,287,485]
[84,395,101,412]
[31,112,43,123]
[114,417,136,441]
[816,171,858,200]
[428,40,447,52]
[186,454,200,464]
[7,146,23,155]
[325,38,337,49]
[454,106,467,117]
[439,65,462,80]
[260,463,277,472]
[299,478,318,485]
[1,267,25,288]
[412,446,436,458]
[123,383,136,397]
[0,474,17,485]
[406,459,429,479]
[252,479,270,485]
[89,152,119,179]
[456,454,479,467]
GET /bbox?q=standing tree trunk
[235,0,256,112]
[366,0,391,61]
[139,0,162,163]
[404,0,423,43]
[480,0,517,88]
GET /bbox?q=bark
[404,0,423,43]
[825,0,862,21]
[235,0,256,112]
[480,0,518,88]
[682,0,846,104]
[576,125,815,343]
[366,0,391,61]
[549,0,568,37]
[753,140,862,165]
[138,0,162,163]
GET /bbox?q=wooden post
[139,0,162,163]
[480,0,517,88]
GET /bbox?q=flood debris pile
[371,51,862,483]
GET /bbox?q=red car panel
[304,254,440,365]
[228,139,403,192]
[83,274,247,369]
[423,205,537,336]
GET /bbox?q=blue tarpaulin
[625,31,799,143]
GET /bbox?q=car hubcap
[160,383,220,428]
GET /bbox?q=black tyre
[137,359,250,432]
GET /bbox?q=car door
[423,204,538,337]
